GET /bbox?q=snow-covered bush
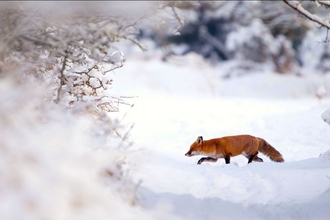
[0,2,165,219]
[0,2,153,114]
[0,69,155,219]
[141,1,318,74]
[226,19,275,63]
[225,19,298,75]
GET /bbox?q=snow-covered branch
[0,6,146,114]
[283,0,330,29]
[316,0,330,8]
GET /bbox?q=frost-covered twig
[115,123,134,149]
[103,61,124,74]
[122,36,147,51]
[283,0,330,29]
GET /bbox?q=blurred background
[1,1,330,220]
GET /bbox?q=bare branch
[168,2,184,27]
[283,0,330,29]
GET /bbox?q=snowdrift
[111,53,330,220]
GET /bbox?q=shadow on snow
[138,186,330,220]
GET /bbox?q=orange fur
[185,135,284,165]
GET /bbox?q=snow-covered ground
[110,53,330,219]
[2,2,329,220]
[2,50,330,220]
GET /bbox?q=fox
[185,135,284,165]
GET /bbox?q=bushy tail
[258,138,284,162]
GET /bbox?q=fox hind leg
[253,156,263,162]
[197,157,218,165]
[247,152,263,163]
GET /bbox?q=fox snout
[185,151,192,157]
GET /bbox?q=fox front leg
[224,154,231,164]
[197,157,218,165]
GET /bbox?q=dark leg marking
[247,152,263,163]
[225,155,231,164]
[248,155,255,164]
[197,157,218,165]
[253,156,263,162]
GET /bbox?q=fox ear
[197,136,203,144]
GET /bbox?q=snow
[109,52,330,219]
[226,19,276,54]
[321,108,330,125]
[2,50,330,219]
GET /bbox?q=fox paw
[197,159,203,165]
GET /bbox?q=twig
[116,123,134,149]
[169,1,184,27]
[55,54,68,103]
[121,36,147,51]
[326,28,329,43]
[104,62,124,74]
[20,35,54,48]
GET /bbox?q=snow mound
[321,108,330,125]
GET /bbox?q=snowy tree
[283,0,330,33]
[144,1,306,74]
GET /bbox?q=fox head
[185,136,203,157]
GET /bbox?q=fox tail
[258,138,284,162]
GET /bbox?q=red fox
[185,135,284,164]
